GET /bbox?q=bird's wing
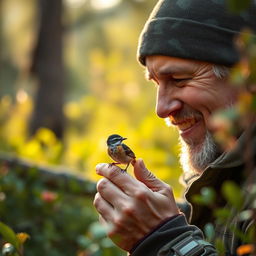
[122,144,136,159]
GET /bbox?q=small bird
[106,134,136,172]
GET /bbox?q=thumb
[133,159,168,192]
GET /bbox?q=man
[94,0,256,255]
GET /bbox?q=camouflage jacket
[131,125,256,256]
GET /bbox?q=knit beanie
[137,0,256,67]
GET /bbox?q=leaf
[214,238,226,255]
[77,236,92,249]
[89,222,107,240]
[201,187,216,203]
[214,208,231,222]
[204,223,215,242]
[0,222,20,250]
[238,92,253,114]
[192,187,216,206]
[100,237,115,248]
[222,181,243,210]
[226,0,251,13]
[230,65,248,85]
[230,224,251,243]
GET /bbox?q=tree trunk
[30,0,65,139]
[0,0,3,69]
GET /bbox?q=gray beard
[179,130,220,174]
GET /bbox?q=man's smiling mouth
[169,116,198,131]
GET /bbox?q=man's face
[145,55,239,172]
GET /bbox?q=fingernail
[96,163,105,174]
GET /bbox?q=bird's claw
[108,163,127,173]
[108,162,119,168]
[120,168,127,173]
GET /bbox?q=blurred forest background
[0,0,182,186]
[0,0,182,255]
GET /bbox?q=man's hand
[93,159,180,251]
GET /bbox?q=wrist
[130,213,184,254]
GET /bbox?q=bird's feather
[122,143,136,159]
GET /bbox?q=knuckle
[93,193,101,208]
[134,187,148,200]
[108,166,121,180]
[113,216,124,230]
[96,178,108,191]
[163,183,173,195]
[122,205,135,216]
[96,163,107,175]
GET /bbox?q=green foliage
[0,227,29,256]
[192,187,216,206]
[209,29,256,254]
[0,222,21,252]
[203,223,215,242]
[0,160,125,256]
[214,208,230,223]
[192,181,256,254]
[214,238,226,256]
[212,31,256,152]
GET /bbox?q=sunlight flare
[90,0,121,9]
[64,0,86,8]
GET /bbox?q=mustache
[165,108,203,127]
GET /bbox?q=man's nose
[156,87,182,118]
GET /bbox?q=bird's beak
[122,137,127,141]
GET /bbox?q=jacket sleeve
[131,214,217,256]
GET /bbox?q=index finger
[96,163,146,195]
